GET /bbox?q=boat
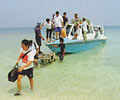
[46,23,107,53]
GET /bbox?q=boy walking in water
[15,39,34,96]
[52,38,65,62]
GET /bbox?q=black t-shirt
[58,43,65,54]
[34,26,41,38]
[62,16,68,26]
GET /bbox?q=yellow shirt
[61,29,67,38]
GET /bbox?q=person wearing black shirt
[52,38,65,62]
[34,23,44,53]
[62,12,68,27]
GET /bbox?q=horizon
[0,0,120,28]
[0,25,120,29]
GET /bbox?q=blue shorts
[55,27,62,32]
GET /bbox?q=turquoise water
[0,26,120,100]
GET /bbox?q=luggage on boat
[8,50,32,82]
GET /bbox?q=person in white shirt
[43,18,53,43]
[54,11,64,40]
[82,18,88,40]
[29,40,39,66]
[15,39,34,96]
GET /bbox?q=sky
[0,0,120,28]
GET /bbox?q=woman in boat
[43,18,53,43]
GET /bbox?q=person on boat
[71,13,81,39]
[71,13,81,32]
[29,40,39,66]
[15,39,34,96]
[61,28,67,38]
[62,12,68,27]
[82,18,88,40]
[54,11,64,40]
[42,18,53,43]
[51,38,65,62]
[34,23,44,53]
[51,14,55,39]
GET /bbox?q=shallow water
[0,26,120,100]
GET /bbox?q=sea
[0,26,120,100]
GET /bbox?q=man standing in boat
[54,11,64,40]
[71,13,82,39]
[62,12,68,27]
[71,13,81,32]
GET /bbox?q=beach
[0,26,120,100]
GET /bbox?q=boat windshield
[94,26,103,35]
[87,25,93,34]
[66,24,74,36]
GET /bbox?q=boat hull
[46,39,107,53]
